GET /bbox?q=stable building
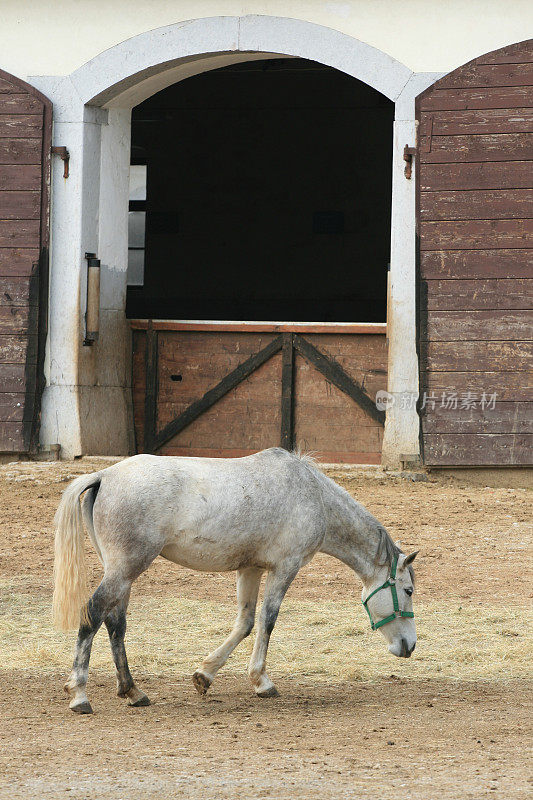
[0,3,531,469]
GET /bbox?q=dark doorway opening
[127,58,394,322]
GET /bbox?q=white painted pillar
[40,93,104,457]
[382,74,442,469]
[77,108,133,455]
[381,117,420,468]
[35,77,132,458]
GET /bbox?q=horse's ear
[403,550,419,566]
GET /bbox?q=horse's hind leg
[192,567,263,695]
[64,573,131,714]
[105,592,150,708]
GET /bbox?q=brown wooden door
[131,322,387,463]
[416,39,533,466]
[0,71,51,454]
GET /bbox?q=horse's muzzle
[400,638,416,658]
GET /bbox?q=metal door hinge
[403,145,416,179]
[51,146,70,178]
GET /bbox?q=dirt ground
[0,457,531,799]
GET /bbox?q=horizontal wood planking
[0,115,43,138]
[420,189,533,220]
[436,62,533,90]
[476,41,533,65]
[0,96,43,114]
[301,333,387,376]
[294,368,386,427]
[420,339,532,373]
[295,390,384,449]
[155,332,278,401]
[155,354,282,430]
[422,433,532,465]
[0,219,40,248]
[424,279,533,310]
[420,249,533,279]
[158,358,282,453]
[0,76,48,455]
[0,165,41,191]
[156,398,280,431]
[132,328,387,462]
[0,420,30,451]
[158,446,382,464]
[419,133,533,163]
[419,220,533,250]
[0,191,40,219]
[419,86,533,111]
[423,370,532,401]
[0,305,30,333]
[425,108,533,136]
[420,162,533,192]
[0,392,29,422]
[0,334,37,363]
[0,363,27,392]
[159,446,265,459]
[0,79,21,93]
[130,319,387,334]
[0,276,38,305]
[421,401,531,434]
[423,310,532,341]
[0,249,39,276]
[0,139,42,165]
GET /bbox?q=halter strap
[362,556,414,631]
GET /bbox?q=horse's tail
[52,472,102,631]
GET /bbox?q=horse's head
[362,550,418,658]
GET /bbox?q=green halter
[362,556,414,631]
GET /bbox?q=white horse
[53,448,418,714]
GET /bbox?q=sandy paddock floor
[0,457,531,799]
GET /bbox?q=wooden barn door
[131,322,387,463]
[0,71,51,454]
[417,39,533,466]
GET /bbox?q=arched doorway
[29,17,422,462]
[128,58,393,461]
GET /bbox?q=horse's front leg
[193,566,263,695]
[105,593,150,708]
[248,562,300,698]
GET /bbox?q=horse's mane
[293,449,415,583]
[377,526,415,584]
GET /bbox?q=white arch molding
[29,16,438,465]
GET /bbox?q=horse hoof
[256,686,279,699]
[192,671,212,695]
[70,700,93,714]
[128,693,151,708]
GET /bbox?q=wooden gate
[0,70,51,454]
[131,321,387,463]
[417,39,533,466]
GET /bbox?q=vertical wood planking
[143,322,158,453]
[280,333,295,450]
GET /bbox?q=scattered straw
[0,580,531,683]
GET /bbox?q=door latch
[51,146,70,179]
[403,145,416,180]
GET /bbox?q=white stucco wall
[3,2,530,463]
[1,0,532,81]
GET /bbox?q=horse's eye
[405,587,413,597]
